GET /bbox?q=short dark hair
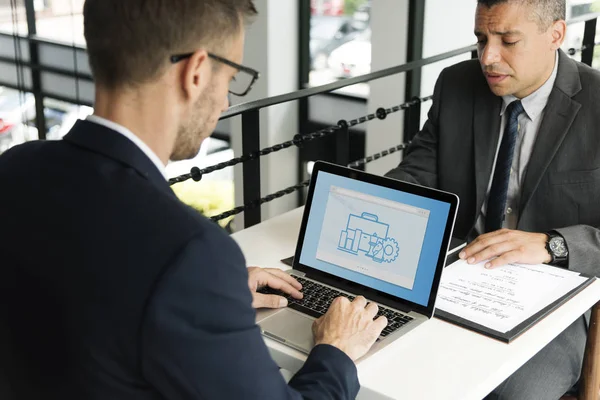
[477,0,565,31]
[83,0,257,89]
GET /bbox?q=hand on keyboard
[248,267,303,309]
[258,276,354,315]
[313,296,387,361]
[257,276,414,340]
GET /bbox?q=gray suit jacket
[387,50,600,277]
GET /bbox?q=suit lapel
[473,80,502,216]
[518,52,582,217]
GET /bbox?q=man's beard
[170,86,217,162]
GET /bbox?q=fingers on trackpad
[259,309,315,353]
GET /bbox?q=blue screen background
[299,172,451,307]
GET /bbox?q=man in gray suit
[387,0,600,399]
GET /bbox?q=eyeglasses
[170,52,260,97]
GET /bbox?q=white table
[232,207,600,400]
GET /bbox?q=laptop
[256,161,459,360]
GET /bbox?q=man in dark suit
[387,0,600,399]
[0,0,387,399]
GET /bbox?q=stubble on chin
[170,135,205,161]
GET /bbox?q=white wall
[365,0,410,175]
[230,0,299,226]
[420,0,477,126]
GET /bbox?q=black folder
[434,271,595,343]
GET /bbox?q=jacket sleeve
[555,225,600,276]
[140,231,359,400]
[385,68,446,189]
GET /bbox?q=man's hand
[459,229,551,269]
[247,267,303,309]
[312,296,387,361]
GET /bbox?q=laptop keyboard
[258,276,413,338]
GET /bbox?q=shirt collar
[500,51,559,122]
[86,115,168,180]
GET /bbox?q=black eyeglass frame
[170,52,260,97]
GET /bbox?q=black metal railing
[206,12,599,228]
[0,12,598,229]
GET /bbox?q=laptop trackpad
[259,309,315,354]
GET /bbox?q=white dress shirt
[86,115,168,180]
[476,51,559,234]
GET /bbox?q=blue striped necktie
[485,100,525,233]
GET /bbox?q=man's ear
[549,20,566,50]
[180,50,210,101]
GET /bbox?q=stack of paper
[435,260,589,333]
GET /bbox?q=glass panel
[563,1,600,63]
[563,20,585,57]
[571,2,594,18]
[590,1,600,69]
[0,86,37,154]
[41,97,92,140]
[0,0,26,35]
[308,0,371,97]
[0,0,84,43]
[33,0,85,45]
[0,87,95,155]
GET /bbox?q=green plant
[593,44,600,69]
[592,1,600,13]
[171,180,235,229]
[343,0,368,16]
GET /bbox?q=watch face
[549,237,568,257]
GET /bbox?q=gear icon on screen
[382,238,400,263]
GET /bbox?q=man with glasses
[0,1,386,399]
[170,52,260,97]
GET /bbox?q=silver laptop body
[256,161,459,361]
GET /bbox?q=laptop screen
[298,171,452,307]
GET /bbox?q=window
[563,0,600,66]
[39,98,93,140]
[0,87,94,155]
[308,0,371,97]
[32,0,85,45]
[0,86,36,154]
[571,2,594,18]
[0,0,26,35]
[0,0,83,42]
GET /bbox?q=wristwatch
[545,231,569,266]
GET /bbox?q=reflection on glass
[308,0,371,97]
[0,86,36,154]
[0,0,84,44]
[34,0,85,45]
[563,1,600,62]
[0,0,26,35]
[0,86,93,154]
[41,97,93,140]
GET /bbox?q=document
[436,260,588,333]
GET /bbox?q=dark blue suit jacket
[0,120,359,399]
